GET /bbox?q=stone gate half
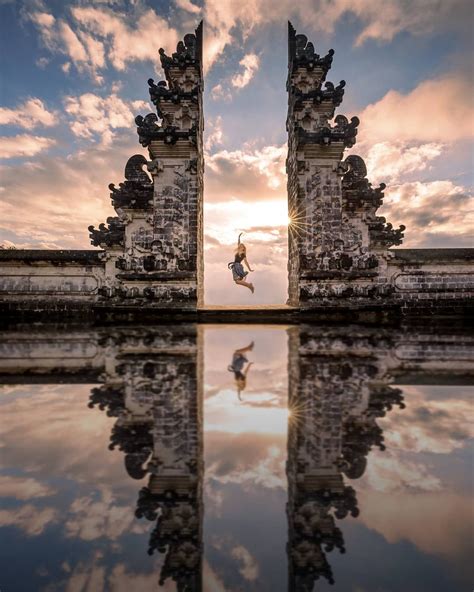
[286,22,473,313]
[0,23,204,314]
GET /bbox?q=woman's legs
[235,279,254,293]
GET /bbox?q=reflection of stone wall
[90,324,203,591]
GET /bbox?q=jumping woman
[228,233,255,293]
[228,341,254,401]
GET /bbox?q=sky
[0,0,473,304]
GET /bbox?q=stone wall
[0,250,104,315]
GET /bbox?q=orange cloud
[0,134,56,159]
[358,76,474,144]
[0,98,57,129]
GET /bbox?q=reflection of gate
[0,322,472,588]
[0,22,473,316]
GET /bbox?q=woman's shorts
[230,262,248,281]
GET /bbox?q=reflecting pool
[0,323,473,591]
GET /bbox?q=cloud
[0,134,56,159]
[175,0,201,14]
[0,98,57,129]
[29,6,179,82]
[205,115,224,151]
[63,92,142,146]
[203,0,472,70]
[202,142,289,303]
[231,53,260,89]
[0,475,56,500]
[358,76,474,144]
[71,6,178,71]
[210,83,232,102]
[362,141,444,185]
[206,144,287,203]
[0,134,143,247]
[65,490,134,541]
[0,504,57,536]
[231,545,259,581]
[380,179,473,248]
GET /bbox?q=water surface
[0,323,472,591]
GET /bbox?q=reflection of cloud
[380,386,474,454]
[206,389,288,436]
[358,490,473,562]
[364,453,441,492]
[202,559,230,592]
[231,544,259,581]
[0,504,57,536]
[65,489,134,541]
[355,385,473,565]
[0,385,134,492]
[205,432,286,490]
[0,475,56,499]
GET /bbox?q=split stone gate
[0,22,472,317]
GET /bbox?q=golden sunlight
[204,198,289,245]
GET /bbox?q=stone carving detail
[88,217,125,248]
[287,22,407,307]
[108,154,153,209]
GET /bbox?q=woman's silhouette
[228,233,255,293]
[228,341,254,400]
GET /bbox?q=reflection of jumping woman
[228,341,254,400]
[228,233,255,293]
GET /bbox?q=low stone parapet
[0,249,105,314]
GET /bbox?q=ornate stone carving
[88,216,125,248]
[108,154,153,210]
